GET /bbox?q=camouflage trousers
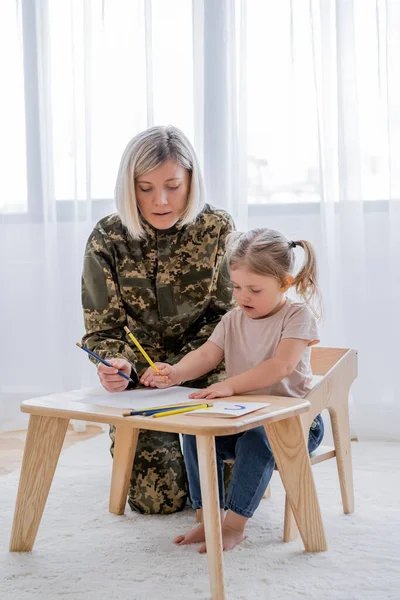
[109,426,234,515]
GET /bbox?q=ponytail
[291,240,321,317]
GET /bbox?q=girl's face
[135,160,190,230]
[230,267,290,319]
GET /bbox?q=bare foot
[174,509,225,546]
[198,509,248,553]
[198,522,246,553]
[174,523,206,545]
[222,522,246,551]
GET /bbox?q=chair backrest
[304,347,358,426]
[310,347,350,376]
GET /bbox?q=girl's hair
[115,125,205,239]
[226,228,321,314]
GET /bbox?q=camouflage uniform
[82,204,235,514]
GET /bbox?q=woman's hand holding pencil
[76,343,134,393]
[97,357,132,392]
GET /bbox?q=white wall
[0,220,99,430]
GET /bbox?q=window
[0,1,27,213]
[47,0,194,202]
[246,1,320,205]
[1,0,398,219]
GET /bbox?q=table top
[21,390,310,435]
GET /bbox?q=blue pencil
[76,343,135,384]
[123,404,203,417]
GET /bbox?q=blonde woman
[81,125,235,515]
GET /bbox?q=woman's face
[135,160,190,230]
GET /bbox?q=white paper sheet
[186,401,270,417]
[73,386,201,409]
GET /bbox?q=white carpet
[1,434,399,600]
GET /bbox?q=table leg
[9,415,69,551]
[196,435,225,600]
[109,425,139,515]
[265,415,327,552]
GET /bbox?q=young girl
[141,228,324,552]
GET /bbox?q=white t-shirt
[209,299,319,398]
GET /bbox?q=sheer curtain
[311,0,400,441]
[1,0,399,439]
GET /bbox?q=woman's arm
[82,227,139,389]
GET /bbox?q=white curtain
[1,0,399,439]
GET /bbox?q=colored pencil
[124,326,159,373]
[152,404,211,418]
[122,403,210,417]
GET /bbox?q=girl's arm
[141,341,224,387]
[175,341,224,383]
[226,338,309,394]
[189,338,309,399]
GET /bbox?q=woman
[81,125,235,514]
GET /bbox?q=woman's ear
[280,275,294,292]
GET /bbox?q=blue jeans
[183,414,324,519]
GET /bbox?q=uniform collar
[141,217,187,238]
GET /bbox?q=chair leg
[329,400,354,514]
[10,415,69,551]
[109,426,139,515]
[283,495,298,542]
[265,415,327,552]
[263,483,271,499]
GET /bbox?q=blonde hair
[115,125,205,238]
[226,228,321,315]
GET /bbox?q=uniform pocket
[179,267,214,285]
[82,255,109,310]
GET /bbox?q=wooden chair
[196,347,358,542]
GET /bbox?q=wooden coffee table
[9,392,327,600]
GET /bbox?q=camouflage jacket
[82,204,235,385]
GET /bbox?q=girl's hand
[140,362,179,388]
[97,358,131,392]
[189,382,235,400]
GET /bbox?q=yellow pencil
[122,401,204,417]
[152,403,211,418]
[124,326,159,373]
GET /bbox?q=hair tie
[289,240,297,249]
